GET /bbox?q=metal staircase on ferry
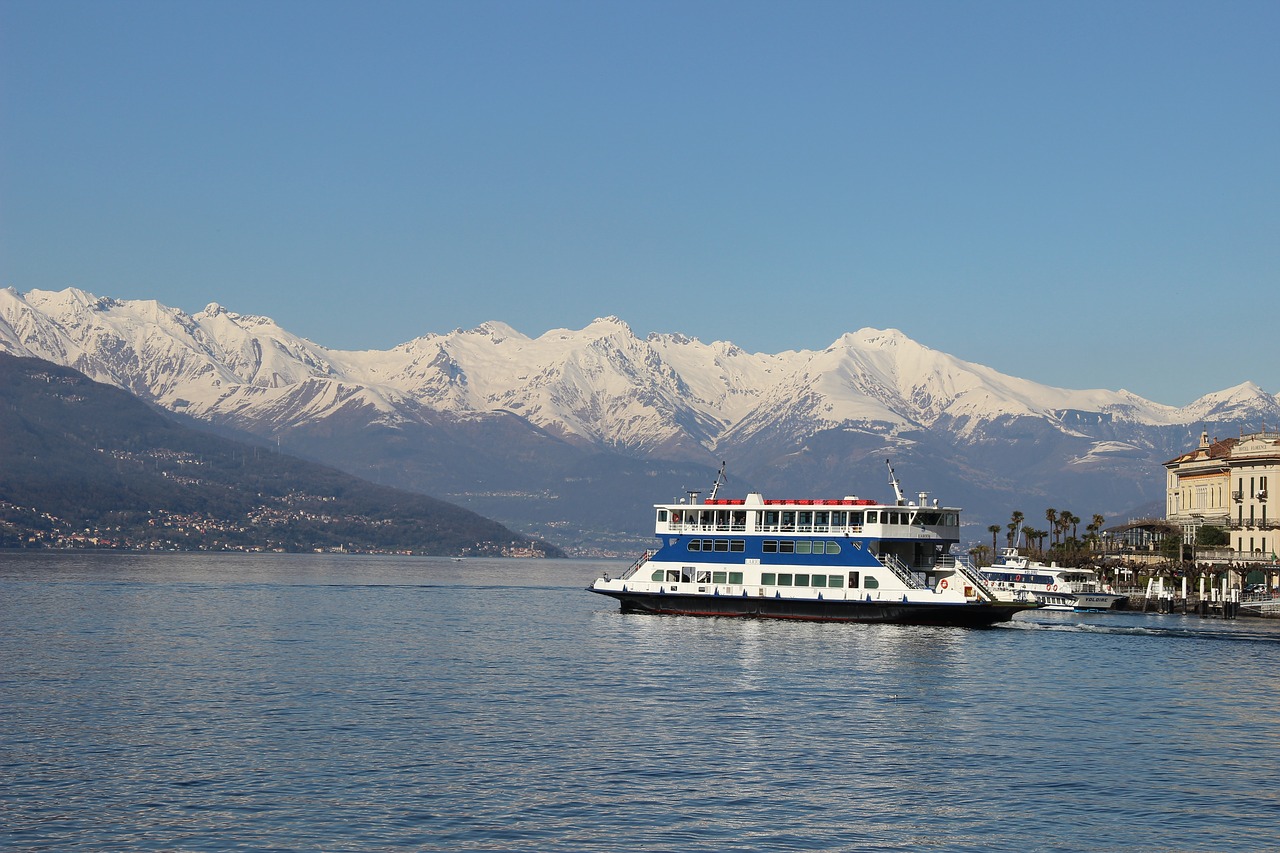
[876,553,929,589]
[940,555,1000,601]
[619,550,654,580]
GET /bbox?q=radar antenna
[886,459,906,506]
[709,461,727,501]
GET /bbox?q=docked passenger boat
[979,547,1127,611]
[588,462,1038,627]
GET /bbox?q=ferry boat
[588,462,1037,627]
[979,547,1127,611]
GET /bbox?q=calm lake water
[2,551,1279,852]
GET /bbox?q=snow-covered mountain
[3,286,1277,552]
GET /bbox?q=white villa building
[1166,430,1280,563]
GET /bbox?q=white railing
[877,553,928,589]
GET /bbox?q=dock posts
[1224,588,1240,619]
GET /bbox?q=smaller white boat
[979,547,1127,611]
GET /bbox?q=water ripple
[3,555,1279,851]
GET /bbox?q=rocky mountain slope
[3,287,1277,552]
[0,351,561,556]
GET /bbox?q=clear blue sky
[3,0,1276,406]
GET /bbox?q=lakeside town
[5,429,1279,612]
[0,497,549,558]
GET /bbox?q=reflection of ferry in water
[587,462,1038,627]
[980,547,1127,611]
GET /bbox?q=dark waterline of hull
[589,588,1035,628]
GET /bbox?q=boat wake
[1004,616,1280,646]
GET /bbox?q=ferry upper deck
[655,492,961,546]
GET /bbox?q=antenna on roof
[708,461,727,501]
[886,459,905,506]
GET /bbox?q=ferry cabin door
[913,542,931,569]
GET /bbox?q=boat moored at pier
[979,547,1127,611]
[588,462,1037,627]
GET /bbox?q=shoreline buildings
[1165,430,1279,561]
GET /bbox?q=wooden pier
[1130,577,1279,619]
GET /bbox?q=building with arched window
[1165,430,1280,561]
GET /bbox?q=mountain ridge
[3,286,1277,552]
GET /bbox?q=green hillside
[0,353,562,556]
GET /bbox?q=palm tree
[1086,513,1105,554]
[1022,526,1045,556]
[988,524,1001,557]
[1008,511,1024,547]
[1045,508,1059,546]
[1091,514,1106,554]
[1054,510,1071,547]
[970,544,992,568]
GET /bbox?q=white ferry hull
[589,587,1033,627]
[1070,592,1128,611]
[991,589,1127,611]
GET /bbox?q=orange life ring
[1050,584,1058,591]
[940,579,948,589]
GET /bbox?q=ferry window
[795,574,810,586]
[730,540,745,552]
[732,511,746,528]
[666,570,681,582]
[825,542,841,554]
[795,541,812,555]
[714,540,729,552]
[761,572,777,585]
[763,540,778,553]
[687,540,701,551]
[696,570,711,583]
[728,572,743,584]
[849,512,863,525]
[764,510,779,526]
[781,511,796,529]
[865,577,879,589]
[779,540,795,553]
[814,511,829,527]
[658,509,668,522]
[798,511,812,527]
[713,571,728,583]
[777,573,793,586]
[715,510,730,528]
[848,571,860,588]
[831,511,846,526]
[812,574,827,588]
[828,575,843,588]
[651,569,664,581]
[865,511,878,523]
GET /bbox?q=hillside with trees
[0,353,562,556]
